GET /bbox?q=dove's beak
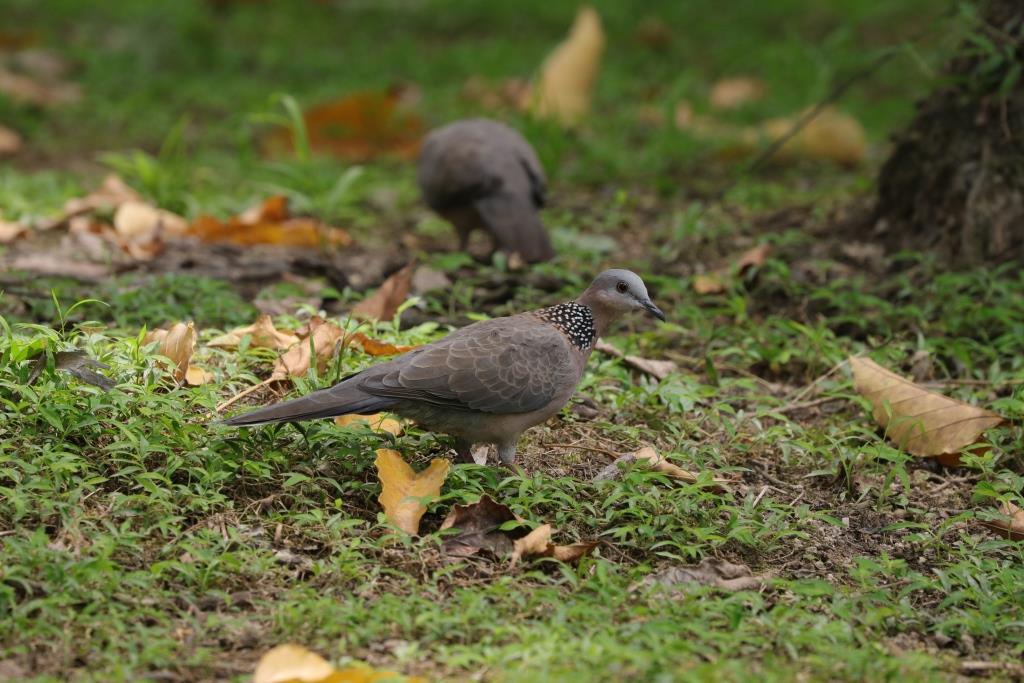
[642,300,666,322]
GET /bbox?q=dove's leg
[497,440,517,466]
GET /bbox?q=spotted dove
[223,269,664,465]
[417,118,555,263]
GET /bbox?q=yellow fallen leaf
[375,448,449,535]
[145,322,196,383]
[208,314,300,350]
[351,262,416,321]
[511,524,553,566]
[526,6,605,125]
[254,644,335,683]
[632,446,702,483]
[63,174,141,219]
[271,317,344,380]
[738,107,866,166]
[185,365,214,386]
[850,356,1004,462]
[188,195,351,249]
[335,413,403,436]
[709,76,766,110]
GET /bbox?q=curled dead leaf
[335,413,403,436]
[526,6,605,125]
[144,322,196,383]
[208,315,300,350]
[511,524,553,566]
[63,174,141,220]
[733,107,866,166]
[375,448,449,535]
[185,365,214,386]
[439,495,520,557]
[850,356,1004,462]
[735,244,771,274]
[271,316,344,380]
[350,261,415,321]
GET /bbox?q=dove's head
[578,269,665,335]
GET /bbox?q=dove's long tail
[221,374,398,426]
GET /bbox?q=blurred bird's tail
[221,379,398,427]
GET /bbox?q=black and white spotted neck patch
[538,302,595,350]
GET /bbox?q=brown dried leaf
[9,253,110,281]
[350,262,415,321]
[525,6,605,126]
[0,125,22,156]
[709,76,766,110]
[511,524,553,566]
[735,244,771,274]
[188,196,351,249]
[271,316,344,380]
[984,501,1024,541]
[0,67,80,107]
[375,448,449,535]
[439,495,520,557]
[263,88,424,162]
[0,218,27,243]
[208,314,300,350]
[63,174,141,219]
[334,413,403,436]
[594,340,677,380]
[145,322,196,383]
[348,332,418,357]
[736,107,866,166]
[850,356,1004,460]
[634,558,770,593]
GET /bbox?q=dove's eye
[616,281,628,293]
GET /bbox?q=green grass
[3,1,1024,682]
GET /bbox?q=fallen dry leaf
[271,316,344,380]
[185,365,214,386]
[8,253,110,281]
[27,350,114,390]
[850,356,1004,463]
[735,244,771,274]
[440,495,597,565]
[375,449,449,535]
[526,6,605,125]
[0,66,80,107]
[253,643,425,683]
[983,501,1024,541]
[144,322,197,383]
[595,340,678,380]
[440,495,520,557]
[62,174,141,219]
[732,107,866,166]
[0,218,26,243]
[189,195,351,249]
[0,125,21,156]
[593,446,731,491]
[335,413,403,436]
[264,87,424,162]
[461,76,530,112]
[208,314,300,350]
[634,558,770,593]
[692,273,726,295]
[511,524,554,566]
[349,332,418,357]
[709,76,766,110]
[350,261,415,321]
